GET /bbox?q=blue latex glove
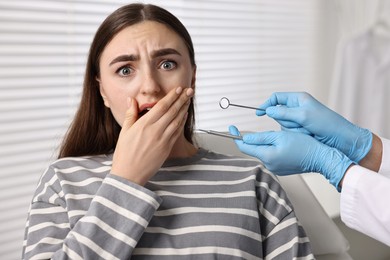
[256,92,372,163]
[229,125,353,190]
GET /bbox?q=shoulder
[201,149,261,166]
[35,154,112,195]
[197,150,260,170]
[200,150,279,180]
[49,154,112,182]
[204,151,290,200]
[202,150,294,214]
[49,154,112,174]
[52,154,112,169]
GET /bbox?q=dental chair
[195,132,353,260]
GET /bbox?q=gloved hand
[229,125,353,190]
[256,92,372,163]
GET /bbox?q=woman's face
[97,21,196,126]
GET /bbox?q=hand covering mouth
[138,103,156,117]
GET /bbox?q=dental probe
[196,129,243,140]
[219,97,265,111]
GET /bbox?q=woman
[22,4,313,259]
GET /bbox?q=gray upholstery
[194,132,352,259]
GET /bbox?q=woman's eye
[160,61,177,70]
[117,66,133,76]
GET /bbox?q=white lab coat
[329,29,390,138]
[340,137,390,246]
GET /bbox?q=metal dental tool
[196,129,243,140]
[199,98,263,141]
[219,97,265,111]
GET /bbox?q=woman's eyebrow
[151,48,182,58]
[109,54,139,66]
[109,48,181,66]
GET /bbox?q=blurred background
[0,0,389,259]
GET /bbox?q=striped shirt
[22,148,314,259]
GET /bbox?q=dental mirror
[219,97,264,111]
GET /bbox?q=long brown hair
[59,4,196,158]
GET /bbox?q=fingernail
[176,87,183,94]
[186,88,194,97]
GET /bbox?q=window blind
[0,0,319,258]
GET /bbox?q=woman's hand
[111,87,194,185]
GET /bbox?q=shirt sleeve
[340,165,390,246]
[255,171,314,259]
[378,137,390,178]
[22,168,162,260]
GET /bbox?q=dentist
[229,92,390,247]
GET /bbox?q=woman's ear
[96,77,110,108]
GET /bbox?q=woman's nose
[140,71,161,95]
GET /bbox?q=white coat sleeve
[340,136,390,246]
[378,137,390,178]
